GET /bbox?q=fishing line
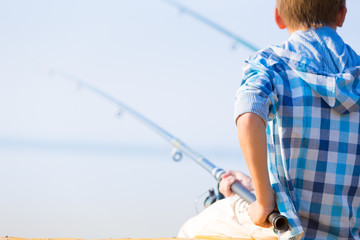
[160,0,260,52]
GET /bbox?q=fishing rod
[52,70,288,232]
[160,0,260,52]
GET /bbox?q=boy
[179,0,360,239]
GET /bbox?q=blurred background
[0,0,359,238]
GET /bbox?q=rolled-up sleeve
[234,91,270,123]
[234,56,279,124]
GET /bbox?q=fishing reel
[195,187,224,213]
[203,188,217,208]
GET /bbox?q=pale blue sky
[0,0,359,238]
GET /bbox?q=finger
[221,171,234,178]
[222,176,236,188]
[263,221,273,228]
[219,176,236,197]
[254,217,273,228]
[250,216,273,228]
[219,179,231,194]
[254,221,272,228]
[228,175,236,183]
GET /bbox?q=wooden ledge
[1,236,250,240]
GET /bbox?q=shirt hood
[271,27,360,114]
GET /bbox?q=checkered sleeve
[234,54,279,124]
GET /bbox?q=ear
[336,6,347,27]
[275,8,286,29]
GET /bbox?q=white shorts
[178,196,278,239]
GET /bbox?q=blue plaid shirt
[234,27,360,240]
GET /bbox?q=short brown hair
[276,0,346,29]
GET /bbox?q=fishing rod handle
[267,210,289,232]
[230,181,289,231]
[230,180,256,203]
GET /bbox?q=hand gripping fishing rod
[52,70,288,232]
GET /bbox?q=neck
[287,25,337,34]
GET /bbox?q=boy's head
[275,0,347,32]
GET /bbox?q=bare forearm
[236,113,273,207]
